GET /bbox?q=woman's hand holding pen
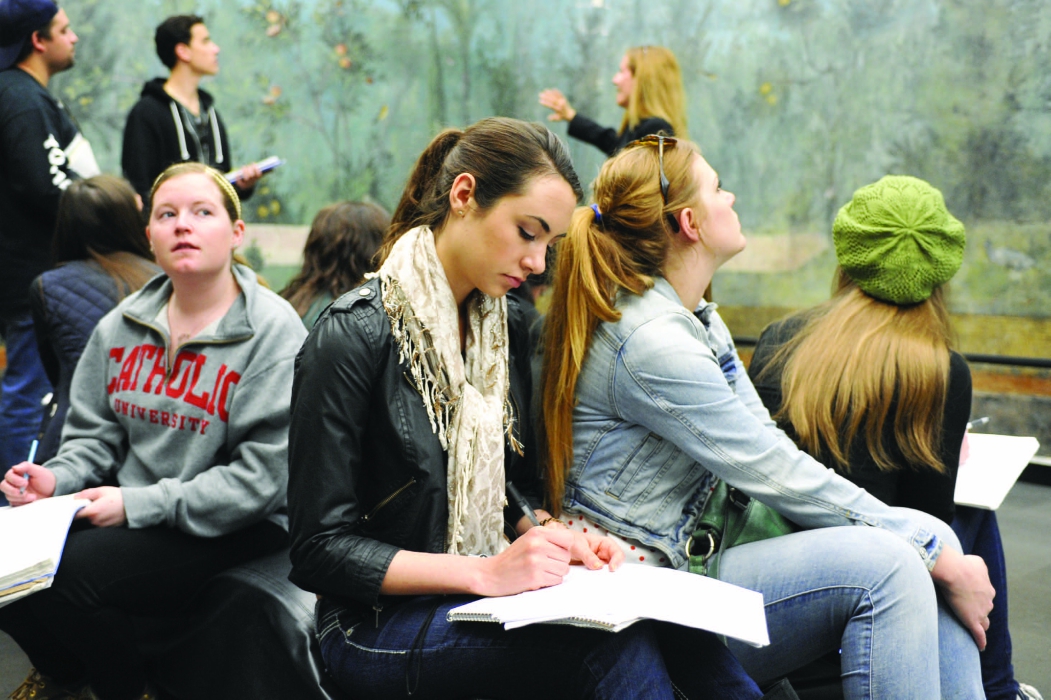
[539,89,577,122]
[75,486,127,528]
[478,526,578,597]
[478,525,626,597]
[0,462,56,505]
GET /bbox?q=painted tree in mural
[41,0,1051,316]
[225,0,393,217]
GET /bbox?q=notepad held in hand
[225,156,284,183]
[0,495,87,607]
[448,563,769,647]
[955,433,1040,510]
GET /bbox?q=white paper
[0,495,87,590]
[449,563,770,647]
[954,433,1040,510]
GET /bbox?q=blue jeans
[953,506,1018,700]
[317,595,763,700]
[0,311,52,472]
[717,516,984,700]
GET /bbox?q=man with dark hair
[0,0,100,472]
[121,15,261,206]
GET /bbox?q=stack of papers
[0,495,87,608]
[954,433,1040,510]
[448,563,769,647]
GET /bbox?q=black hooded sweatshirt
[121,78,251,205]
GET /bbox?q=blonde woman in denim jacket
[541,136,993,700]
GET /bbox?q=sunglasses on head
[626,134,680,232]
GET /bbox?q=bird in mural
[983,239,1035,272]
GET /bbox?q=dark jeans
[952,506,1019,700]
[0,518,288,700]
[0,311,52,474]
[317,594,763,700]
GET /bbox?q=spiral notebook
[448,563,770,647]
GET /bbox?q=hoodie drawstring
[209,107,224,165]
[169,102,190,160]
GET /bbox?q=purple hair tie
[590,203,602,224]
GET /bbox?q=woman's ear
[448,173,477,217]
[231,220,246,249]
[676,207,702,243]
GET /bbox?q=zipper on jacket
[373,603,383,629]
[362,478,416,523]
[122,313,252,382]
[403,371,422,396]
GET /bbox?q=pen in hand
[19,439,39,496]
[507,481,540,528]
[966,416,990,430]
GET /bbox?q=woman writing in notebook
[286,117,775,700]
[0,163,305,700]
[541,137,993,699]
[748,175,1040,700]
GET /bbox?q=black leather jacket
[287,277,542,613]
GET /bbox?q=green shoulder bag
[687,478,796,578]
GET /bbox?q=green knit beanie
[832,175,965,305]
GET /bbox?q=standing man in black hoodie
[0,0,100,472]
[121,15,261,209]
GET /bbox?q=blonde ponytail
[541,138,702,512]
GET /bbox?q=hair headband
[205,168,242,221]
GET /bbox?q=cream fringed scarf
[375,226,510,557]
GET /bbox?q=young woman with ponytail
[286,118,767,700]
[542,137,993,700]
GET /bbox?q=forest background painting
[51,0,1051,319]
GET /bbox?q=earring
[458,209,465,217]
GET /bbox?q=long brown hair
[620,46,688,140]
[281,201,389,316]
[378,117,583,265]
[758,269,954,474]
[52,175,156,298]
[541,138,703,513]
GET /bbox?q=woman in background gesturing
[540,45,687,156]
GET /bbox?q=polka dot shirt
[562,512,668,567]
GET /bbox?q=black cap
[0,0,60,71]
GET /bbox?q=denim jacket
[566,277,943,571]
